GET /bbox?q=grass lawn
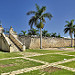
[0,52,22,59]
[29,54,74,63]
[0,49,75,75]
[63,51,75,55]
[26,49,65,54]
[60,61,75,68]
[18,68,75,75]
[0,58,43,73]
[65,47,74,48]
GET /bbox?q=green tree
[21,30,27,36]
[46,33,51,37]
[42,30,48,37]
[57,33,61,38]
[28,28,39,36]
[64,19,74,47]
[73,25,75,49]
[27,4,52,49]
[72,25,75,49]
[51,33,57,37]
[42,30,51,37]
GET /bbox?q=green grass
[29,54,74,63]
[0,58,43,73]
[18,69,75,75]
[26,49,65,54]
[0,51,22,59]
[0,49,75,74]
[60,61,75,68]
[63,51,75,55]
[65,47,74,48]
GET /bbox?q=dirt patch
[41,66,62,73]
[0,64,15,68]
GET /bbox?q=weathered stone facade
[0,26,25,52]
[18,36,74,49]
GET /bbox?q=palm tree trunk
[70,33,73,47]
[40,28,42,49]
[74,32,75,49]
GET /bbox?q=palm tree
[21,30,27,36]
[46,33,51,37]
[28,28,39,36]
[42,30,48,37]
[72,25,75,49]
[64,19,74,47]
[74,26,75,49]
[27,4,52,49]
[51,33,57,37]
[57,33,61,38]
[42,30,51,37]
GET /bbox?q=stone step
[6,37,20,52]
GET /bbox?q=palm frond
[73,25,75,27]
[65,21,69,24]
[29,17,35,28]
[64,28,70,34]
[42,13,53,20]
[38,6,46,16]
[35,4,40,11]
[71,19,74,23]
[65,22,73,27]
[42,17,46,23]
[27,11,36,15]
[64,24,70,27]
[41,6,46,12]
[29,16,38,28]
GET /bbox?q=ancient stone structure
[0,25,74,52]
[0,26,25,52]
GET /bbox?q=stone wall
[18,36,74,49]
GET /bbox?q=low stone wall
[18,36,74,49]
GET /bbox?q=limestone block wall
[18,36,32,49]
[18,36,74,49]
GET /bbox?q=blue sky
[0,0,75,37]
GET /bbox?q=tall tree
[28,28,39,36]
[64,19,74,47]
[72,25,75,49]
[74,25,75,49]
[27,4,52,49]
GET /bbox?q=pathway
[1,51,75,75]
